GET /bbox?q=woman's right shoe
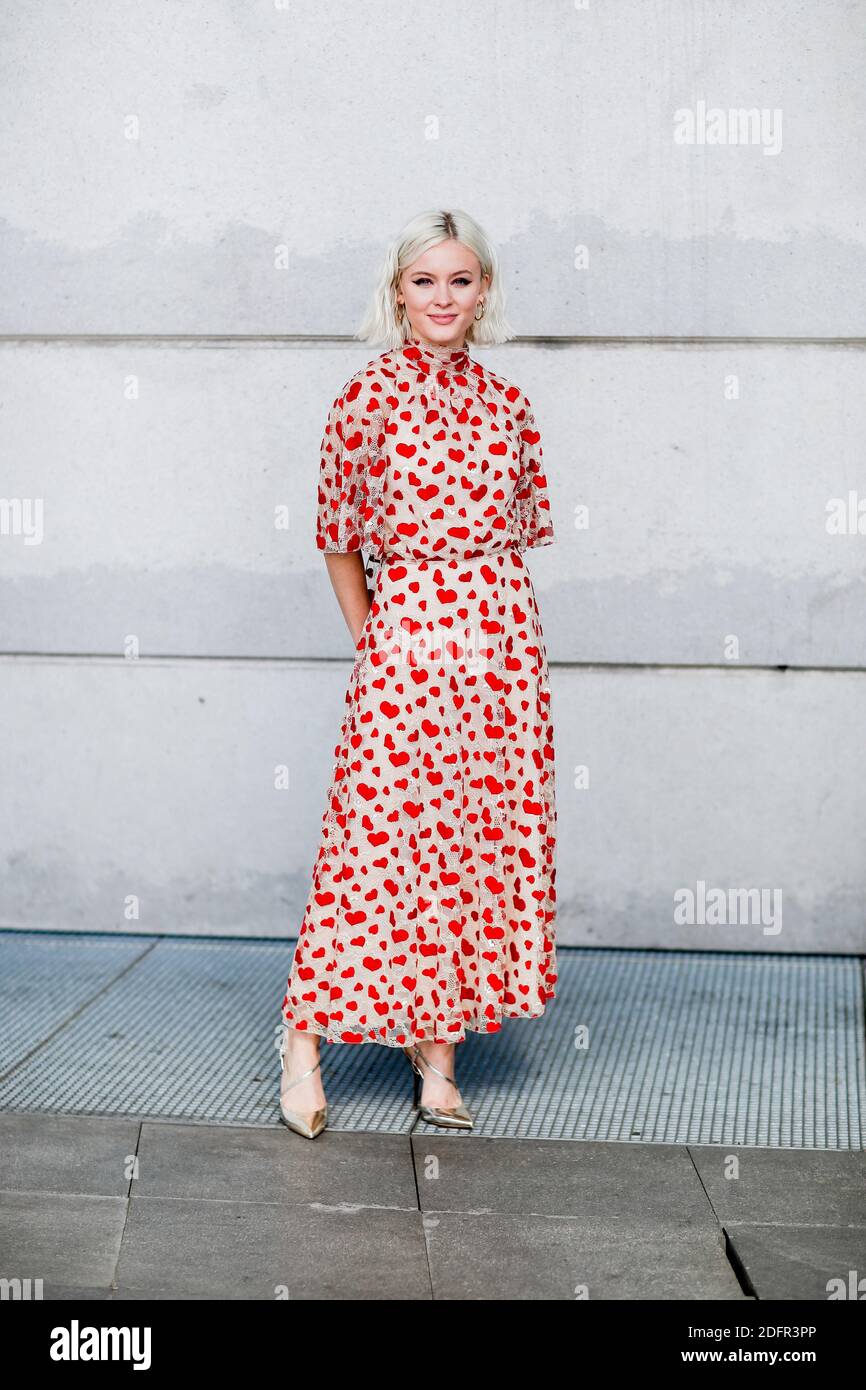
[402,1044,473,1130]
[277,1025,328,1140]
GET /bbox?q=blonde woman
[276,209,557,1138]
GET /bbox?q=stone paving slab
[0,1113,141,1196]
[112,1198,430,1300]
[725,1223,866,1300]
[408,1135,716,1224]
[134,1122,418,1209]
[690,1145,866,1225]
[421,1212,745,1300]
[0,1190,127,1295]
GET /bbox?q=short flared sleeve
[315,374,386,556]
[514,396,555,550]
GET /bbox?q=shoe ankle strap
[280,1057,321,1090]
[410,1046,458,1090]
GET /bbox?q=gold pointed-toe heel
[402,1044,473,1131]
[277,1025,328,1140]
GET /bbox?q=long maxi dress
[279,335,557,1049]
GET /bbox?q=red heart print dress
[279,335,557,1048]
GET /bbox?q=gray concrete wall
[1,1,863,951]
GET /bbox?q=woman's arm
[323,551,371,646]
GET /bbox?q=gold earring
[474,300,485,321]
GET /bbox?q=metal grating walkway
[0,931,863,1147]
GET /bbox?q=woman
[276,209,557,1139]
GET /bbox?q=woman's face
[397,240,490,348]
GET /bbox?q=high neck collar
[400,334,471,375]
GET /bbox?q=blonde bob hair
[356,209,516,350]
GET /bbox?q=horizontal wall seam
[0,654,863,675]
[2,336,866,349]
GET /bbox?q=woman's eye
[413,277,471,286]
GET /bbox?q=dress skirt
[279,544,557,1047]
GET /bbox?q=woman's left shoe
[402,1044,473,1130]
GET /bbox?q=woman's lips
[429,313,457,322]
